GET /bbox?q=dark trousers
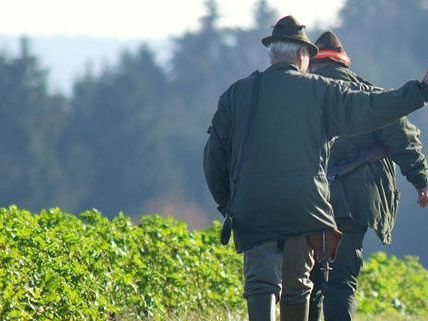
[309,218,367,321]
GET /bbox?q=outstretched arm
[318,75,428,139]
[424,70,428,87]
[416,71,428,209]
[376,117,428,207]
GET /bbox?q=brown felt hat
[262,15,318,57]
[312,31,351,67]
[315,31,344,51]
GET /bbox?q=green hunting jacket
[313,63,428,244]
[203,62,428,252]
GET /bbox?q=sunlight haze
[0,0,346,39]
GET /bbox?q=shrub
[357,252,428,315]
[0,206,427,320]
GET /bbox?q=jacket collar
[314,62,348,73]
[265,62,300,73]
[314,63,348,75]
[313,63,358,82]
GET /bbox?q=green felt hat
[262,15,318,57]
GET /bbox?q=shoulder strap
[227,71,263,217]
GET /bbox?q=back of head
[268,41,309,66]
[262,16,318,70]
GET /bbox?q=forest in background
[1,0,428,264]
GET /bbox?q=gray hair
[268,41,309,65]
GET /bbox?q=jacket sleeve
[319,78,428,139]
[203,94,231,216]
[377,117,428,189]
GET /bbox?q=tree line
[1,0,427,236]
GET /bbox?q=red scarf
[312,49,351,67]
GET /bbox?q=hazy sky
[1,0,346,39]
[0,0,346,94]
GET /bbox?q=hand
[417,187,428,207]
[424,70,428,87]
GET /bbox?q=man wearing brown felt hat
[308,31,428,321]
[204,15,428,321]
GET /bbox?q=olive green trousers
[243,235,315,321]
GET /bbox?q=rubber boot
[247,294,276,321]
[280,302,309,321]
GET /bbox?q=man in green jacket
[203,15,428,321]
[308,31,428,321]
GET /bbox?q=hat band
[312,50,351,67]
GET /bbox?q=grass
[356,315,428,321]
[137,310,428,321]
